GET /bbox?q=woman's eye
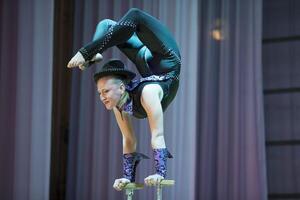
[104,90,109,93]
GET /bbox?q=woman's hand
[113,178,130,191]
[144,174,164,186]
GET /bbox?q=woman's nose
[100,94,104,100]
[100,94,106,101]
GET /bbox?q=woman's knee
[126,8,143,18]
[96,19,116,28]
[93,19,116,40]
[95,19,117,32]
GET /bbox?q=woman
[67,8,181,191]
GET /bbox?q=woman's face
[96,76,125,110]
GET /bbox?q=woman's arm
[140,84,166,149]
[113,108,137,153]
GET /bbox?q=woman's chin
[104,104,113,110]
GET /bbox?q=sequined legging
[79,8,181,74]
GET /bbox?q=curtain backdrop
[66,0,267,200]
[0,0,54,200]
[0,0,268,200]
[195,0,267,200]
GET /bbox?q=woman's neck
[117,91,129,109]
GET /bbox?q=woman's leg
[79,8,180,61]
[93,18,152,64]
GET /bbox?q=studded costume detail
[80,8,181,76]
[123,152,149,182]
[153,148,173,178]
[79,20,136,61]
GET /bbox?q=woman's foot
[113,178,130,191]
[67,52,103,70]
[67,51,85,68]
[79,53,103,70]
[144,174,164,186]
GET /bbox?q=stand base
[149,179,175,200]
[123,180,175,200]
[124,183,144,200]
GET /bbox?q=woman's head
[93,59,135,110]
[96,75,126,110]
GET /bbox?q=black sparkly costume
[82,8,180,181]
[80,8,181,119]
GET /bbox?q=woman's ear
[120,82,125,93]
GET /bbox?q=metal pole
[156,184,162,200]
[126,189,134,200]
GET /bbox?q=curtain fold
[196,0,267,200]
[0,0,54,199]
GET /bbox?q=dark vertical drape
[0,0,18,198]
[50,0,74,199]
[195,0,267,200]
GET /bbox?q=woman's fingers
[144,174,164,186]
[113,178,130,191]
